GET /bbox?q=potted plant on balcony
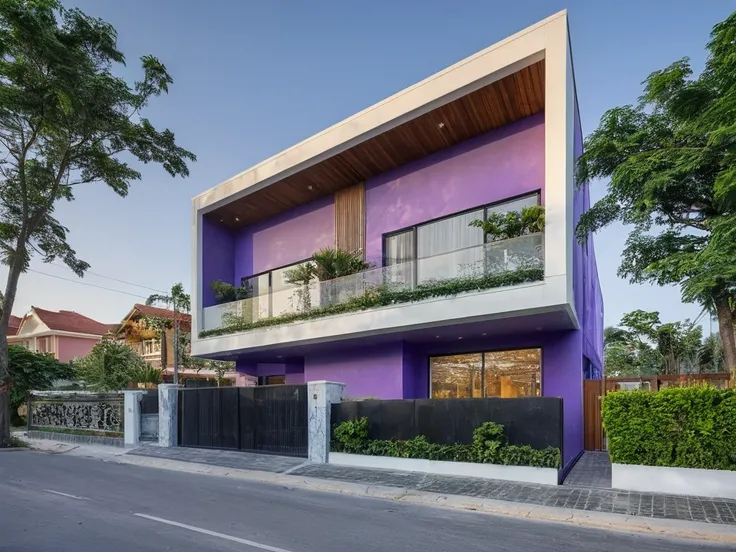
[469,205,545,272]
[311,248,374,307]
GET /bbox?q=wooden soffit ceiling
[209,60,545,230]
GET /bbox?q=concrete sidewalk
[18,436,736,545]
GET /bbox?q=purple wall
[201,216,234,308]
[572,99,604,375]
[364,113,545,262]
[233,196,335,281]
[304,343,406,399]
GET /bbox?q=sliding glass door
[430,348,541,399]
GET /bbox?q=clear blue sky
[2,0,732,332]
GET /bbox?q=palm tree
[146,283,191,385]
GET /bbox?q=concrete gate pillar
[123,390,144,448]
[307,381,345,463]
[158,384,180,448]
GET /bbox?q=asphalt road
[0,451,729,552]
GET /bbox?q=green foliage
[211,280,252,304]
[331,417,560,468]
[604,309,719,376]
[129,365,163,386]
[332,417,369,453]
[8,345,71,424]
[469,206,545,241]
[311,248,374,281]
[602,387,736,470]
[201,266,543,338]
[73,340,147,391]
[575,12,736,371]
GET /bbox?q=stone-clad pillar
[123,390,144,447]
[158,384,180,447]
[307,381,345,463]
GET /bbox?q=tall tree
[0,1,195,446]
[576,12,736,376]
[146,283,190,384]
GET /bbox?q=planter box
[612,463,736,500]
[329,452,559,485]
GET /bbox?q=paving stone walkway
[129,446,736,526]
[562,451,612,488]
[128,444,307,473]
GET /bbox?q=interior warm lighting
[438,122,445,129]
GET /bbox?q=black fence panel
[332,397,563,454]
[140,391,158,415]
[178,385,308,457]
[249,385,308,456]
[179,387,239,450]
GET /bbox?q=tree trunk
[159,330,168,374]
[714,295,736,380]
[0,254,26,447]
[173,318,179,385]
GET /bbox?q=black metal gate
[178,385,308,457]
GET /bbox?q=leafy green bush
[602,387,736,470]
[8,345,73,425]
[73,340,149,391]
[201,267,543,338]
[331,417,560,468]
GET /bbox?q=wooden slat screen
[334,183,365,257]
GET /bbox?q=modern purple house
[192,11,603,470]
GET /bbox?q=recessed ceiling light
[219,218,224,223]
[438,122,445,129]
[458,336,463,340]
[482,333,487,336]
[535,327,543,331]
[277,355,283,359]
[235,216,240,222]
[435,335,440,339]
[307,185,313,190]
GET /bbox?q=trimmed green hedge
[602,387,736,471]
[331,417,561,469]
[200,266,543,338]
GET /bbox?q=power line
[49,262,167,294]
[28,268,149,299]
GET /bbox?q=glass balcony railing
[201,233,544,334]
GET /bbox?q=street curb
[112,453,736,545]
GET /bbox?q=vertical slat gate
[177,385,308,457]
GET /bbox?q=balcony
[201,233,544,338]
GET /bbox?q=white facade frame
[191,11,577,358]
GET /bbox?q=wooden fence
[583,373,731,451]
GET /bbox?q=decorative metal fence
[28,391,124,436]
[178,385,308,457]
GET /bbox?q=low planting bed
[330,418,561,485]
[603,387,736,499]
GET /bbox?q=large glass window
[382,193,540,278]
[240,259,316,319]
[431,348,541,399]
[384,229,415,286]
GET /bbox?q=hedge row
[602,387,736,471]
[331,417,560,469]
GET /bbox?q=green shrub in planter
[331,417,560,468]
[602,387,736,470]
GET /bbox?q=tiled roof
[32,307,111,336]
[7,315,21,335]
[133,303,191,324]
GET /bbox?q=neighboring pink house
[9,307,113,362]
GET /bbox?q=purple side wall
[304,343,406,399]
[364,113,545,262]
[572,99,604,376]
[201,216,234,308]
[233,196,335,280]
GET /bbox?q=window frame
[381,191,541,267]
[428,346,543,399]
[239,257,313,317]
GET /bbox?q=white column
[307,381,345,463]
[158,384,180,448]
[123,390,144,448]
